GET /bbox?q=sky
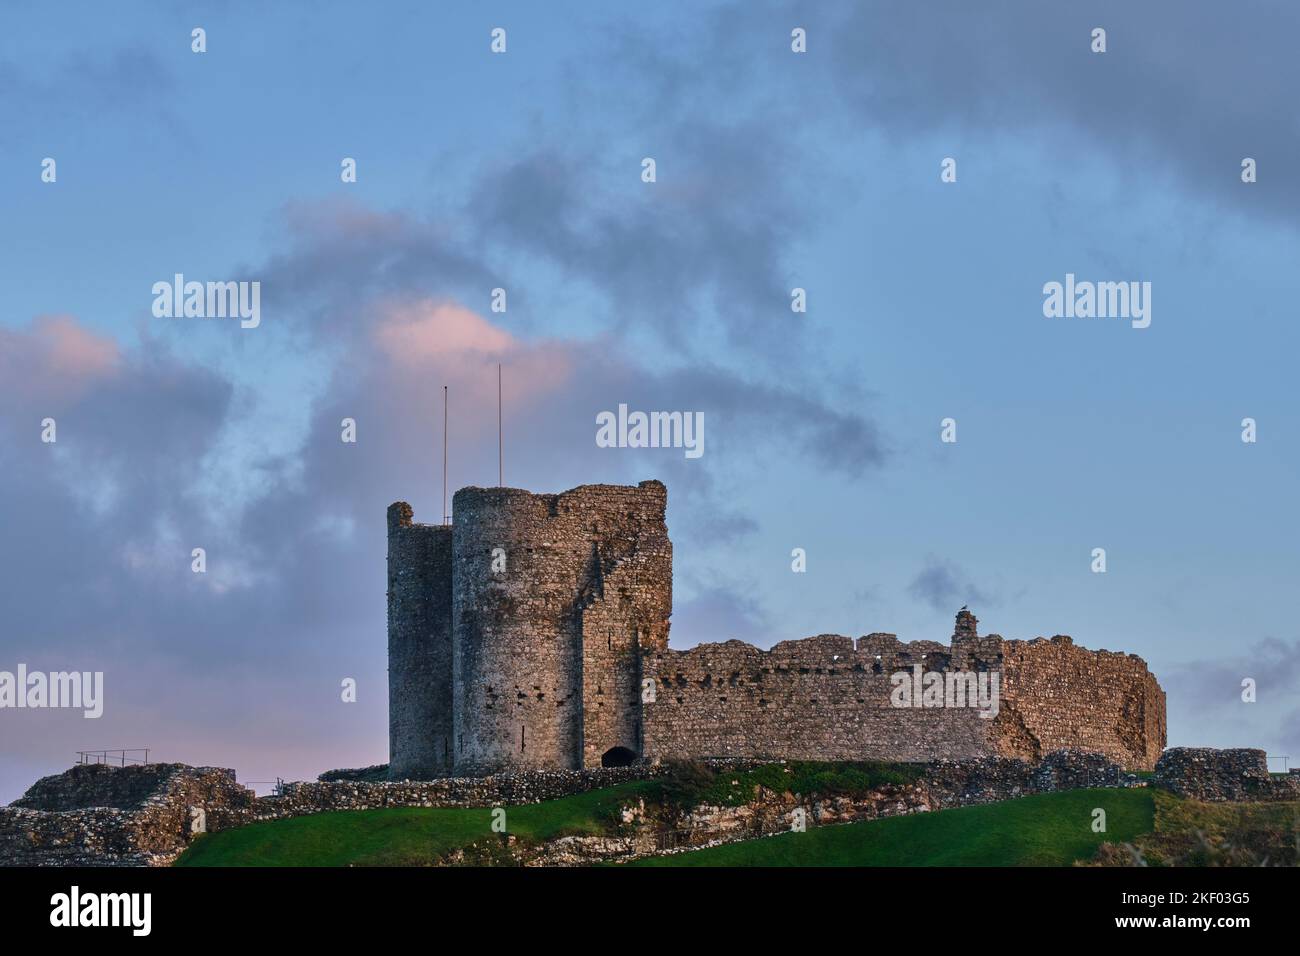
[1,0,1298,802]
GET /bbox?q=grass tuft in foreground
[1092,790,1300,866]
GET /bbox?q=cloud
[261,287,884,545]
[241,198,888,514]
[0,315,120,409]
[0,316,235,642]
[376,301,514,362]
[906,556,994,612]
[1164,637,1300,705]
[1162,638,1300,760]
[670,583,773,649]
[250,198,498,350]
[462,123,813,360]
[823,0,1298,225]
[3,45,174,107]
[0,45,181,149]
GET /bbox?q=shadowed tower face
[386,503,453,779]
[386,481,672,778]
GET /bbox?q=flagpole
[442,385,448,524]
[498,363,503,488]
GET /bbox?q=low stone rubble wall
[603,749,1137,862]
[6,747,1296,866]
[436,750,1141,865]
[1152,747,1300,802]
[212,764,668,828]
[1,762,668,865]
[2,764,255,866]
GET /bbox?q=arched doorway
[601,746,637,768]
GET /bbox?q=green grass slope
[1094,790,1300,866]
[631,788,1156,867]
[176,783,1155,867]
[176,782,652,867]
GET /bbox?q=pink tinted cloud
[0,314,120,408]
[372,299,575,410]
[280,196,409,242]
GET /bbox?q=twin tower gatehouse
[387,481,671,778]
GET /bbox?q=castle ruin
[388,480,1166,778]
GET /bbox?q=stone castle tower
[388,481,670,778]
[389,480,1166,778]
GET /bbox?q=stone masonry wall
[643,610,1166,771]
[1,764,255,866]
[995,632,1166,769]
[642,632,998,764]
[387,503,454,778]
[388,480,1166,776]
[1153,747,1300,802]
[578,516,671,769]
[450,481,670,775]
[1,762,671,865]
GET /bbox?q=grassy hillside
[177,782,1155,867]
[177,782,650,866]
[1093,790,1300,866]
[631,788,1155,867]
[178,761,916,866]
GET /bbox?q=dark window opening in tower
[520,725,525,752]
[601,746,636,768]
